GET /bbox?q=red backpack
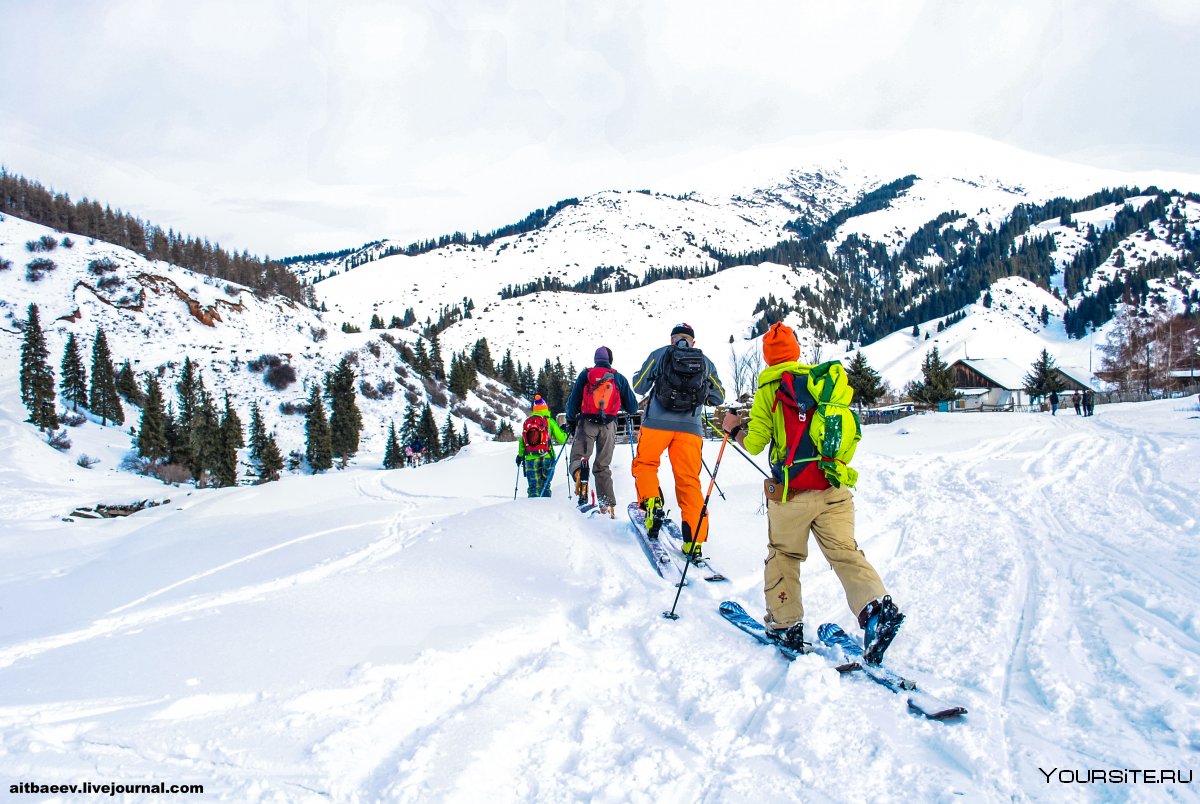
[771,372,831,492]
[522,415,550,453]
[580,368,620,418]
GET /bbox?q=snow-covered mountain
[0,212,525,465]
[296,131,1200,391]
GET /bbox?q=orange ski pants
[632,426,709,543]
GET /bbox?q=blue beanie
[594,346,612,365]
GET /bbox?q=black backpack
[654,345,709,413]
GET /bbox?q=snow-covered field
[2,378,1196,801]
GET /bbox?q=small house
[949,358,1031,410]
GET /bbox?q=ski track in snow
[1,401,1198,801]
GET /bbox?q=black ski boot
[767,622,810,653]
[860,596,904,665]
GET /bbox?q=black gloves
[515,454,524,466]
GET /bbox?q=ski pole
[513,459,522,500]
[704,416,769,478]
[538,439,568,497]
[663,428,730,621]
[701,457,726,500]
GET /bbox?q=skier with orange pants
[630,323,726,558]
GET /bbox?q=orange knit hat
[763,322,800,366]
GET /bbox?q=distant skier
[565,346,638,515]
[631,323,725,558]
[406,439,425,467]
[1085,389,1096,416]
[721,322,903,662]
[516,395,568,497]
[1049,390,1060,415]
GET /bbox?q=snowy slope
[2,377,1197,800]
[0,213,525,461]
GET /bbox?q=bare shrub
[248,354,282,372]
[61,237,75,248]
[76,454,101,468]
[120,454,149,473]
[60,410,87,427]
[40,235,58,251]
[26,257,56,281]
[264,363,297,390]
[405,389,420,405]
[310,326,328,342]
[0,258,11,272]
[147,462,192,484]
[367,341,382,358]
[88,258,119,275]
[97,275,122,291]
[47,429,72,450]
[280,400,312,416]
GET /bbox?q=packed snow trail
[0,398,1197,801]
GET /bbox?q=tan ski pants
[763,486,886,630]
[569,419,618,505]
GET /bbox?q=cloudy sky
[2,0,1198,257]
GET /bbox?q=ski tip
[817,622,847,641]
[703,573,728,583]
[718,600,743,616]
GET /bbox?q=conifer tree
[257,433,283,482]
[845,350,886,407]
[176,357,200,430]
[414,341,430,376]
[400,401,419,446]
[60,332,88,412]
[388,315,402,328]
[418,403,440,459]
[905,347,960,404]
[472,338,494,375]
[115,360,144,405]
[327,356,362,466]
[88,328,124,426]
[305,382,333,472]
[383,421,402,469]
[459,422,470,448]
[115,359,144,407]
[19,304,58,431]
[429,333,446,380]
[164,402,184,466]
[188,389,221,486]
[449,354,478,397]
[370,313,385,329]
[214,395,243,487]
[440,413,458,456]
[137,376,169,462]
[248,401,267,461]
[1023,349,1065,397]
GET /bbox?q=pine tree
[449,354,478,397]
[257,433,283,482]
[471,338,494,375]
[414,341,430,376]
[388,315,402,328]
[400,400,419,446]
[459,422,470,448]
[429,333,446,380]
[60,332,88,412]
[911,323,920,338]
[137,376,169,462]
[418,403,440,459]
[214,395,243,487]
[1023,349,1064,397]
[188,389,221,486]
[248,401,267,461]
[370,313,385,329]
[327,356,362,466]
[905,347,960,404]
[88,328,124,426]
[176,358,200,428]
[19,304,58,431]
[440,413,458,456]
[383,421,402,469]
[845,350,886,407]
[115,359,144,407]
[305,382,333,472]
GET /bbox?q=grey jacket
[631,342,725,437]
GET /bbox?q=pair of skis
[626,503,727,584]
[719,601,967,721]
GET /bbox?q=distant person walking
[1049,390,1060,415]
[1072,392,1082,415]
[565,346,639,515]
[1084,389,1096,416]
[517,395,568,497]
[631,323,725,558]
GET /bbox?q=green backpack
[773,361,861,497]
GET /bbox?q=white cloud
[0,0,1196,256]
